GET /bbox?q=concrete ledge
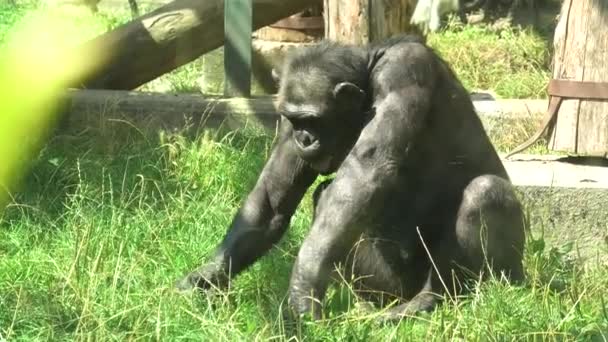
[61,90,546,134]
[473,98,547,117]
[516,185,608,261]
[503,154,608,189]
[503,154,608,261]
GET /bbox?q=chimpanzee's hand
[175,262,230,293]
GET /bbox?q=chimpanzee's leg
[311,179,332,219]
[377,174,526,321]
[311,180,428,305]
[287,47,438,318]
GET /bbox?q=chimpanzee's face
[276,68,366,175]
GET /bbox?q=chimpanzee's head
[274,42,370,174]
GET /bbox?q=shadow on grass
[3,116,273,220]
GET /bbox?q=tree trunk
[77,0,318,90]
[548,0,608,157]
[323,0,415,44]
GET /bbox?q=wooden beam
[77,0,318,90]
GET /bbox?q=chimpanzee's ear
[333,82,365,107]
[271,68,281,84]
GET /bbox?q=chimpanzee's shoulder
[370,35,434,56]
[367,34,438,72]
[368,34,427,52]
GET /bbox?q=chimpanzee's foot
[287,283,324,321]
[354,301,376,315]
[375,292,439,323]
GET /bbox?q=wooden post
[548,0,608,157]
[224,0,252,97]
[323,0,414,44]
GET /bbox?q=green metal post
[224,0,253,97]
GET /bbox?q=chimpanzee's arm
[177,120,318,291]
[287,44,437,317]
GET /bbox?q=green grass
[481,114,554,155]
[0,2,129,44]
[428,21,552,99]
[1,127,607,340]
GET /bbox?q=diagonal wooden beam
[77,0,318,90]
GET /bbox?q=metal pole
[224,0,253,98]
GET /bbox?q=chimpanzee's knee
[460,175,522,214]
[455,175,526,281]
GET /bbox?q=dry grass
[428,22,551,99]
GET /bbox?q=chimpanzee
[175,35,526,321]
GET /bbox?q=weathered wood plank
[549,0,608,157]
[323,0,415,44]
[253,3,324,43]
[59,89,549,135]
[548,0,588,153]
[61,89,280,132]
[576,0,608,156]
[323,0,369,44]
[369,0,415,42]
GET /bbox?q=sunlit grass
[481,114,554,155]
[1,125,607,340]
[427,22,551,99]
